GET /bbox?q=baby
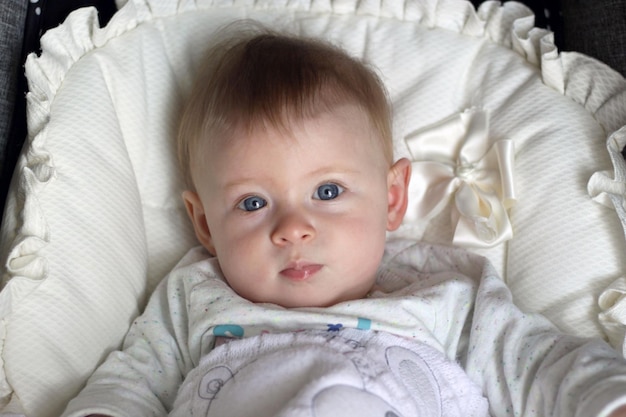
[63,24,626,417]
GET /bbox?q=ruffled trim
[593,126,626,352]
[2,0,626,402]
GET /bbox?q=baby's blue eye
[238,196,267,212]
[314,183,344,201]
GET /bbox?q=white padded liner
[0,1,625,416]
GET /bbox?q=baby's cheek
[341,215,386,262]
[349,209,388,242]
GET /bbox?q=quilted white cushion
[0,1,625,416]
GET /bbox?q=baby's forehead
[191,105,390,179]
[209,103,387,151]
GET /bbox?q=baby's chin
[242,287,376,309]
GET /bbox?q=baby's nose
[270,210,316,245]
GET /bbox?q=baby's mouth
[280,262,323,281]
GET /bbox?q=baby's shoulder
[163,246,227,290]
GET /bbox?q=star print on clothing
[327,323,343,332]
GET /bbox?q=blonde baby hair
[177,22,393,189]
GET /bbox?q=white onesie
[62,240,626,417]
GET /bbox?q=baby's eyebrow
[224,167,361,187]
[221,177,260,191]
[219,166,364,196]
[306,166,362,178]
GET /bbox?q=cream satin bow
[404,108,516,248]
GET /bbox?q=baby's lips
[280,264,323,281]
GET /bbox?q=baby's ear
[386,158,411,231]
[182,190,216,255]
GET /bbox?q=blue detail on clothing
[327,323,343,332]
[357,318,371,330]
[213,325,244,338]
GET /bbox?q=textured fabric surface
[0,1,625,416]
[562,0,626,78]
[0,1,27,175]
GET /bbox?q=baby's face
[185,104,409,308]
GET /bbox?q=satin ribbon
[404,108,516,248]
